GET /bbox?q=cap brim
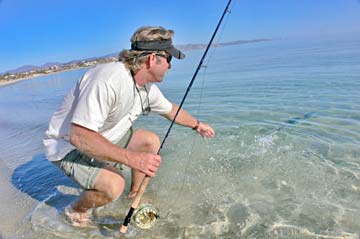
[167,46,185,59]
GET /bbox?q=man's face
[148,51,171,83]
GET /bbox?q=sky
[0,0,360,73]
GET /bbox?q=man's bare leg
[67,128,160,225]
[126,129,160,198]
[67,166,125,226]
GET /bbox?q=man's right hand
[127,152,161,177]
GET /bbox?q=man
[43,26,215,227]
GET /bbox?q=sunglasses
[155,53,172,64]
[132,52,172,64]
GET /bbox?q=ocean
[0,36,359,239]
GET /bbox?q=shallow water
[0,36,360,238]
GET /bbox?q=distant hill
[2,38,273,75]
[9,65,39,74]
[5,62,64,74]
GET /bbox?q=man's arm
[162,103,215,138]
[69,123,161,177]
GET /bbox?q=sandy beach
[0,66,93,88]
[0,159,35,238]
[0,78,32,88]
[0,72,62,88]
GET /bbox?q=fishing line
[168,1,235,215]
[120,0,233,233]
[157,0,233,154]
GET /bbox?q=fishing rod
[120,0,232,233]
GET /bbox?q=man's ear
[147,53,157,68]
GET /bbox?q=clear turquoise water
[0,37,359,238]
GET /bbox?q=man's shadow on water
[11,153,78,212]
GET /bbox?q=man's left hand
[194,121,215,138]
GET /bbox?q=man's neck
[132,68,149,87]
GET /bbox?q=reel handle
[120,176,150,233]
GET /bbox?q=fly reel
[132,203,159,229]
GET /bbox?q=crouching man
[43,26,215,227]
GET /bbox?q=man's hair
[119,26,174,73]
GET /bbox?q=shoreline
[0,66,91,88]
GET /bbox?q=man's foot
[64,205,91,227]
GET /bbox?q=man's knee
[146,131,160,148]
[105,176,125,201]
[94,169,125,201]
[132,129,160,149]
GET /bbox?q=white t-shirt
[43,62,172,161]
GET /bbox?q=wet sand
[0,160,35,238]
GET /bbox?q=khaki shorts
[53,128,133,189]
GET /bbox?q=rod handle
[120,176,151,234]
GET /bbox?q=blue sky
[1,0,360,73]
